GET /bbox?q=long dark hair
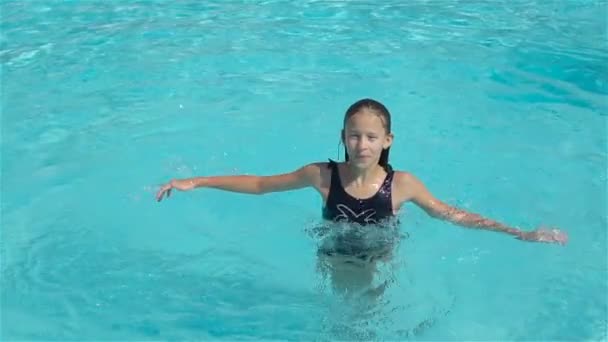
[342,98,393,172]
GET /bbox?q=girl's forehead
[345,110,387,130]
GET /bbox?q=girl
[155,98,568,246]
[156,98,568,299]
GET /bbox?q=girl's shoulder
[297,160,333,180]
[392,170,424,189]
[392,169,415,180]
[295,161,333,191]
[393,171,423,195]
[391,170,429,200]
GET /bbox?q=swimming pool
[1,0,606,340]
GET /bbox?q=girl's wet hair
[342,98,393,172]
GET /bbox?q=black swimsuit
[322,160,395,225]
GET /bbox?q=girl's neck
[343,162,385,185]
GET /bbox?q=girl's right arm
[155,163,324,202]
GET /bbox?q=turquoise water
[1,0,607,340]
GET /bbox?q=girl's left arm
[395,172,567,245]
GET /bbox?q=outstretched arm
[156,163,323,201]
[398,173,567,244]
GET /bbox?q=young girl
[155,98,567,246]
[157,98,568,300]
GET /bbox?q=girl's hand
[517,227,568,245]
[156,179,196,202]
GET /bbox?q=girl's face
[342,109,393,170]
